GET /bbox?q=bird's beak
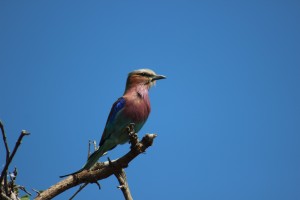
[152,74,166,81]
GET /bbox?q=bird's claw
[127,123,136,141]
[127,123,135,133]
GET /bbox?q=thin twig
[69,139,99,199]
[8,167,18,195]
[94,181,101,190]
[0,120,10,162]
[17,185,32,196]
[0,130,30,190]
[115,169,133,200]
[32,188,41,196]
[69,183,88,200]
[0,120,10,195]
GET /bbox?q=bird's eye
[138,72,152,77]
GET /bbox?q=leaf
[20,195,30,200]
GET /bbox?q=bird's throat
[135,84,149,99]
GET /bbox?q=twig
[94,181,101,190]
[0,130,30,191]
[115,169,133,200]
[8,167,18,195]
[17,185,32,196]
[0,120,10,163]
[0,120,10,195]
[32,188,41,196]
[69,183,88,200]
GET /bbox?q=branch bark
[35,133,157,200]
[115,168,133,200]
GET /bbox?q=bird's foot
[126,123,144,153]
[127,123,138,144]
[127,123,136,133]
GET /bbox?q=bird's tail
[59,168,85,178]
[59,146,106,178]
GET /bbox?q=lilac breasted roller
[60,69,166,177]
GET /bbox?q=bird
[60,69,166,178]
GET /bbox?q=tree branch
[0,192,12,200]
[35,133,157,200]
[0,129,30,193]
[115,168,133,200]
[69,183,88,200]
[0,120,10,195]
[0,120,10,164]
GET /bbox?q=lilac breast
[123,96,151,123]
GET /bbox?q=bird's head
[126,69,166,90]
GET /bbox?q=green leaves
[20,195,30,200]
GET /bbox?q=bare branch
[17,185,32,196]
[0,120,10,195]
[0,120,10,163]
[32,188,41,196]
[69,183,88,200]
[115,169,133,200]
[0,130,30,191]
[35,133,157,200]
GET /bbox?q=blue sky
[1,1,300,199]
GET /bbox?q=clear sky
[1,1,300,199]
